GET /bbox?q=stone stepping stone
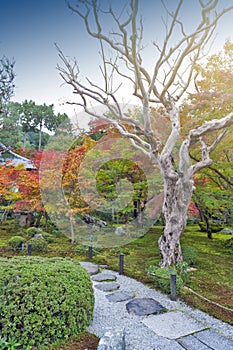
[106,290,135,303]
[126,298,166,316]
[92,273,117,282]
[95,282,120,292]
[194,329,233,350]
[178,334,214,350]
[142,311,208,340]
[79,261,99,275]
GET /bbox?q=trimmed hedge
[8,236,25,250]
[27,237,48,252]
[25,227,43,238]
[0,257,94,349]
[26,227,56,243]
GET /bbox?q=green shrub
[8,236,25,250]
[147,265,184,294]
[182,246,198,265]
[198,221,223,233]
[26,227,56,243]
[27,237,48,252]
[224,237,233,252]
[41,232,56,243]
[0,257,94,348]
[198,221,204,231]
[25,227,42,238]
[175,261,190,284]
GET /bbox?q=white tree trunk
[158,172,193,267]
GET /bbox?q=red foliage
[188,201,199,217]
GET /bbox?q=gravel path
[87,269,233,350]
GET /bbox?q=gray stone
[115,227,126,236]
[106,290,135,303]
[34,233,44,239]
[142,311,208,340]
[92,273,117,282]
[99,264,109,269]
[194,329,233,350]
[178,335,212,350]
[97,328,125,350]
[95,282,120,292]
[79,261,99,275]
[126,298,166,316]
[220,228,233,235]
[19,214,27,227]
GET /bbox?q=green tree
[0,102,23,147]
[19,100,69,150]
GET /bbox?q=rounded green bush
[182,246,198,266]
[0,257,94,348]
[41,232,56,243]
[147,265,183,294]
[27,237,48,252]
[8,236,25,250]
[26,226,43,238]
[26,227,56,243]
[224,237,233,252]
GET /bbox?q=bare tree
[57,0,233,267]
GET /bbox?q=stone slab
[92,273,117,282]
[142,311,208,340]
[194,329,233,350]
[95,282,120,292]
[79,261,99,275]
[106,290,134,303]
[126,298,166,316]
[178,335,212,350]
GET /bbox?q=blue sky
[1,0,233,121]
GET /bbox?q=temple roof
[0,142,36,170]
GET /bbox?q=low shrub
[0,257,94,348]
[175,261,190,284]
[26,227,56,243]
[26,227,42,238]
[27,237,48,252]
[224,237,233,253]
[41,232,56,243]
[147,265,184,294]
[8,236,25,250]
[198,221,223,233]
[182,246,198,265]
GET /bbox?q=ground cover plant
[0,256,94,349]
